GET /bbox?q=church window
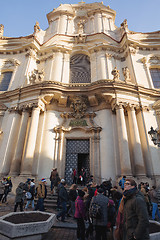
[70,54,91,83]
[150,68,160,88]
[0,71,13,91]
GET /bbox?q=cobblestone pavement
[42,228,77,240]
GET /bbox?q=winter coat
[69,189,77,202]
[0,181,5,195]
[58,184,68,202]
[123,191,150,240]
[37,182,47,199]
[149,189,159,203]
[15,182,25,203]
[50,170,57,181]
[89,193,109,226]
[75,196,85,219]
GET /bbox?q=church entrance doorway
[65,139,90,184]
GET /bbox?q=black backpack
[90,202,102,219]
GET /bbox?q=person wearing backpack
[25,179,35,210]
[35,178,47,211]
[89,187,109,240]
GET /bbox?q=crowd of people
[1,170,160,240]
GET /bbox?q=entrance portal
[65,139,90,184]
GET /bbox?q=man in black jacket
[123,179,150,240]
[56,179,69,222]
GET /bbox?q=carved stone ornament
[0,24,4,37]
[2,59,20,69]
[111,67,120,81]
[122,67,131,83]
[70,97,87,119]
[29,69,45,84]
[75,34,86,44]
[149,56,160,65]
[34,21,40,33]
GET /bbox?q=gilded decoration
[70,97,87,119]
[149,56,160,65]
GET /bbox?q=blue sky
[0,0,159,37]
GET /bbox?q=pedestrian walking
[14,182,25,212]
[68,184,77,217]
[56,179,69,222]
[50,168,58,194]
[75,190,86,240]
[25,179,35,210]
[89,187,109,240]
[35,178,47,211]
[149,186,160,221]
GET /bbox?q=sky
[0,0,159,38]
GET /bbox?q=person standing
[72,168,77,184]
[118,176,126,191]
[89,188,109,240]
[68,184,77,217]
[123,179,149,240]
[0,179,5,202]
[35,178,47,211]
[14,182,25,212]
[75,190,86,240]
[149,186,160,221]
[25,179,35,210]
[56,179,69,222]
[50,168,57,194]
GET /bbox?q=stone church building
[0,2,160,185]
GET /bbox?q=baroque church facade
[0,2,160,185]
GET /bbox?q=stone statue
[34,21,40,34]
[0,24,4,37]
[123,67,131,83]
[111,67,120,81]
[77,19,85,34]
[121,19,128,29]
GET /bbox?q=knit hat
[61,179,66,184]
[41,178,46,182]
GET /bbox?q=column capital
[115,103,124,110]
[8,106,19,113]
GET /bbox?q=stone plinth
[0,211,56,240]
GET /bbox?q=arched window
[70,54,91,83]
[150,68,160,88]
[0,71,13,91]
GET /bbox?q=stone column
[20,106,40,176]
[136,107,153,176]
[10,109,30,176]
[94,12,102,33]
[115,104,132,175]
[0,109,21,175]
[52,51,63,82]
[59,14,67,34]
[90,16,95,33]
[127,105,145,176]
[38,109,58,178]
[61,52,70,83]
[90,50,97,82]
[106,54,112,79]
[97,50,107,80]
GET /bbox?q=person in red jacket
[75,190,86,240]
